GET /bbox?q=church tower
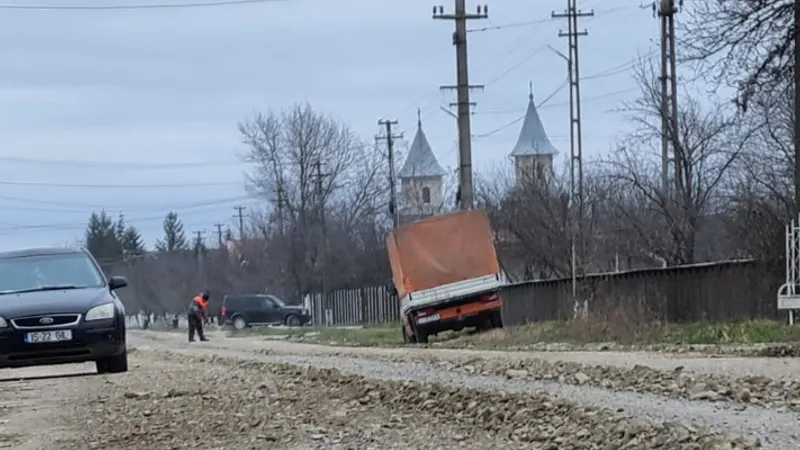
[398,109,447,224]
[509,82,558,186]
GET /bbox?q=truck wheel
[402,326,416,344]
[490,311,504,329]
[416,327,429,344]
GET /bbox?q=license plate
[24,330,73,343]
[417,314,440,325]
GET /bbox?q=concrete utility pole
[376,119,403,228]
[433,1,488,210]
[553,0,592,309]
[314,160,329,310]
[653,0,681,196]
[796,1,800,217]
[214,223,224,248]
[233,205,246,239]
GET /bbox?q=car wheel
[96,350,128,374]
[232,316,247,330]
[285,314,301,327]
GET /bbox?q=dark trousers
[188,314,205,341]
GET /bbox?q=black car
[220,294,310,329]
[0,246,129,374]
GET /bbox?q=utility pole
[376,118,403,228]
[314,160,329,312]
[553,0,592,313]
[793,0,800,217]
[214,223,224,248]
[193,230,205,285]
[433,1,488,210]
[653,0,681,196]
[233,205,246,239]
[275,185,285,235]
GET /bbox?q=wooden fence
[306,259,783,327]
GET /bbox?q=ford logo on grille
[39,317,54,325]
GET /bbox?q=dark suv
[0,247,129,374]
[220,294,310,329]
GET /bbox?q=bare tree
[724,83,795,261]
[681,0,794,108]
[238,102,391,297]
[600,58,755,265]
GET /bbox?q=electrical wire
[0,199,261,233]
[0,179,242,188]
[0,0,285,10]
[0,155,244,168]
[0,194,254,212]
[473,80,567,138]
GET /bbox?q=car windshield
[0,253,105,295]
[269,296,285,307]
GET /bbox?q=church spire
[417,107,422,128]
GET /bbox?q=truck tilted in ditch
[386,210,504,344]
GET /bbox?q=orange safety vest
[193,295,208,310]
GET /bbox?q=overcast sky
[0,0,656,250]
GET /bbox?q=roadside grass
[229,319,800,349]
[442,320,800,349]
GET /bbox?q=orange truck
[386,209,504,343]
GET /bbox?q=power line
[473,80,568,138]
[0,0,285,10]
[0,179,241,188]
[0,155,244,168]
[0,195,254,213]
[0,194,252,209]
[0,200,260,233]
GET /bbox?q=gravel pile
[436,357,800,412]
[442,338,800,358]
[246,345,800,412]
[76,352,505,450]
[144,349,760,450]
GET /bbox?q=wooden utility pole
[653,0,681,196]
[376,118,403,228]
[553,0,592,311]
[433,1,488,210]
[233,205,246,239]
[214,223,224,248]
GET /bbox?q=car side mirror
[108,276,128,291]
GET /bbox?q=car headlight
[0,317,6,328]
[85,303,115,321]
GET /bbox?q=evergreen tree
[154,211,188,252]
[84,210,122,260]
[121,226,145,255]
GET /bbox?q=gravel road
[0,329,795,449]
[130,330,800,449]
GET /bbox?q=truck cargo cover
[386,210,500,299]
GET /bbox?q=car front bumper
[0,322,125,368]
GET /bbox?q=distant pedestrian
[188,291,210,342]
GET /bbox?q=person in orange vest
[188,290,210,342]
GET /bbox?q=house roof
[397,110,447,179]
[509,83,558,157]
